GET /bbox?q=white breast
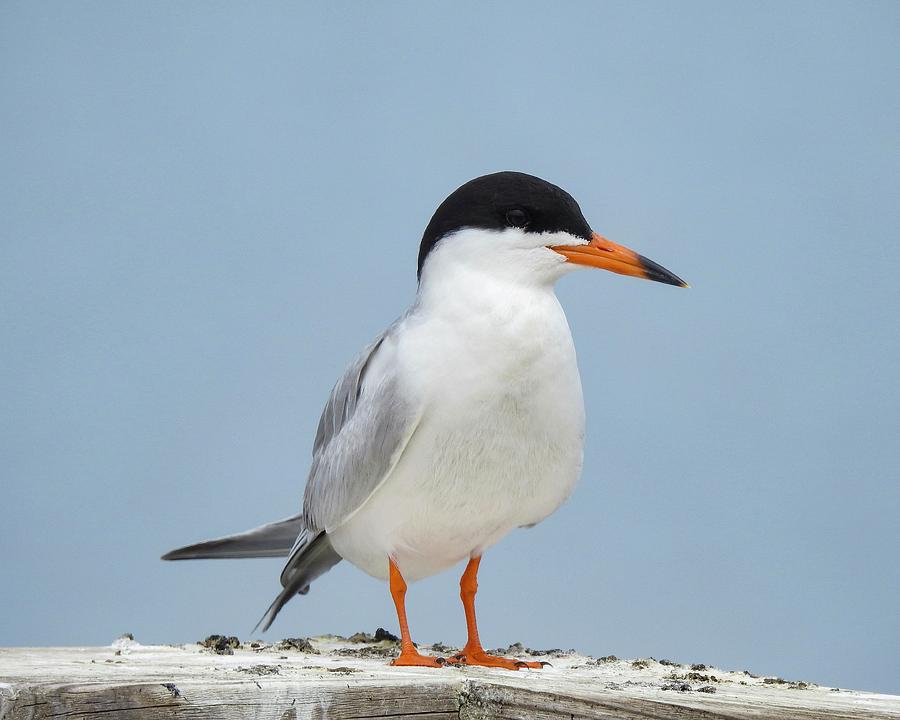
[329,268,586,582]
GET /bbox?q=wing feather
[161,515,303,560]
[302,321,420,534]
[256,322,420,631]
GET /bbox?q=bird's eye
[505,209,530,228]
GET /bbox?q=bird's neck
[407,262,580,419]
[414,263,560,323]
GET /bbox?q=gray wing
[301,324,421,533]
[255,324,421,632]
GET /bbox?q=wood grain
[2,640,897,720]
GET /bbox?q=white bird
[163,171,686,669]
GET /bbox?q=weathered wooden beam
[1,636,897,719]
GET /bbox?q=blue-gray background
[2,1,898,694]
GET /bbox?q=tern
[163,171,687,669]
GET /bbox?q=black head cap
[417,171,593,279]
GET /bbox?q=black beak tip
[638,255,689,288]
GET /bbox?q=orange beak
[552,232,688,288]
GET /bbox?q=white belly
[329,284,586,581]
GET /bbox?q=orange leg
[449,556,545,670]
[388,557,445,668]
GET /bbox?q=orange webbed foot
[447,649,548,670]
[391,650,447,668]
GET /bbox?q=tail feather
[254,531,342,633]
[161,515,304,560]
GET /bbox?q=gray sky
[2,0,898,695]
